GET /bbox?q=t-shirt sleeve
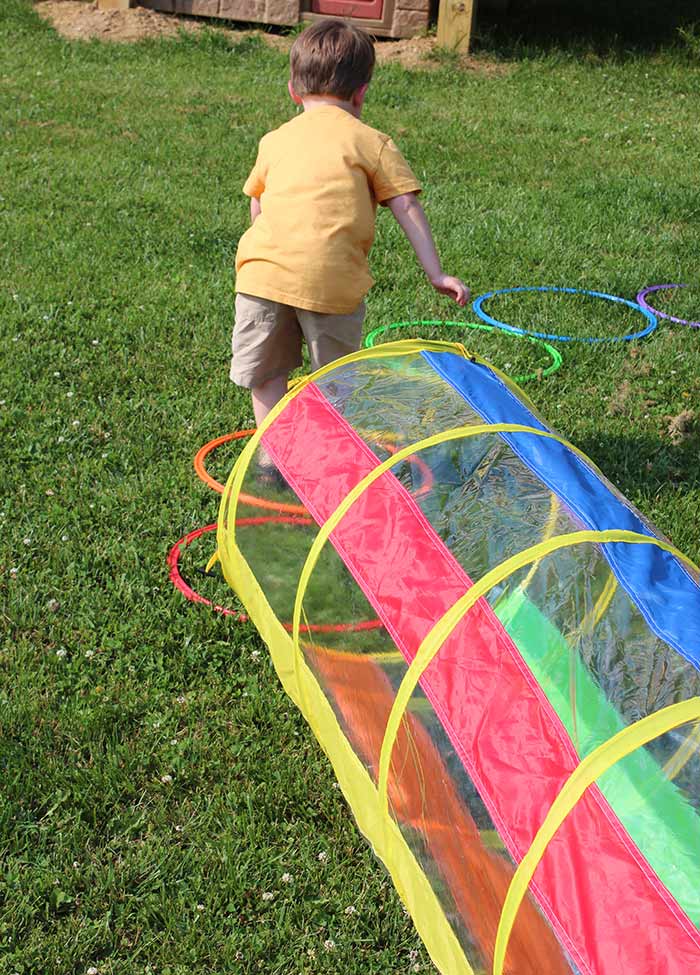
[372,137,422,205]
[242,140,267,199]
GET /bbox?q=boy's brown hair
[290,19,375,101]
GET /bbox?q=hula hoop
[195,430,435,501]
[636,284,700,328]
[472,286,658,343]
[168,523,383,633]
[194,430,308,515]
[364,319,562,383]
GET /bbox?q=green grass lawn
[1,2,699,972]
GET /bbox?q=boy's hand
[386,194,470,307]
[431,274,470,307]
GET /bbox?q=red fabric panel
[261,382,700,975]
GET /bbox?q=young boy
[231,18,469,429]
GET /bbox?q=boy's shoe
[256,462,287,491]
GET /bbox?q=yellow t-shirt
[235,105,422,314]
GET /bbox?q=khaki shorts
[230,293,365,389]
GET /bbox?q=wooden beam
[96,0,136,9]
[437,0,477,53]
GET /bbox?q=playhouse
[139,0,433,38]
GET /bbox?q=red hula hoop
[168,523,383,633]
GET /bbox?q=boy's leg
[251,374,289,428]
[230,293,302,419]
[231,294,302,471]
[295,301,366,373]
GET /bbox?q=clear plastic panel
[237,444,402,784]
[498,548,700,925]
[235,452,316,622]
[387,685,578,975]
[316,353,484,457]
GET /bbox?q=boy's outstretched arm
[386,192,469,306]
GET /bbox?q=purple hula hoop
[636,284,700,328]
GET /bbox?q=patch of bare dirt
[35,1,203,43]
[665,409,695,446]
[34,1,508,74]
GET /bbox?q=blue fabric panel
[422,349,700,671]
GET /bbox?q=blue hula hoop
[472,286,658,343]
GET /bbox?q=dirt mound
[35,1,203,42]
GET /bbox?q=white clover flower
[170,739,178,746]
[196,903,204,911]
[281,872,293,883]
[176,695,186,704]
[72,420,80,427]
[66,391,74,398]
[46,489,54,496]
[160,774,173,785]
[344,905,356,915]
[323,938,336,951]
[57,436,65,443]
[317,851,328,863]
[55,649,67,659]
[9,568,18,577]
[87,968,99,975]
[61,534,69,542]
[409,949,419,961]
[23,537,31,545]
[251,649,261,660]
[92,339,99,346]
[53,371,60,377]
[174,825,184,833]
[84,650,95,659]
[261,891,274,901]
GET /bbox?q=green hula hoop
[364,320,563,384]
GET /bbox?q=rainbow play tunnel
[216,340,700,975]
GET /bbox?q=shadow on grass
[576,430,700,500]
[475,0,700,59]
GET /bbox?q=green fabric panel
[495,587,700,925]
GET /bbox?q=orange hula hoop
[194,430,435,508]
